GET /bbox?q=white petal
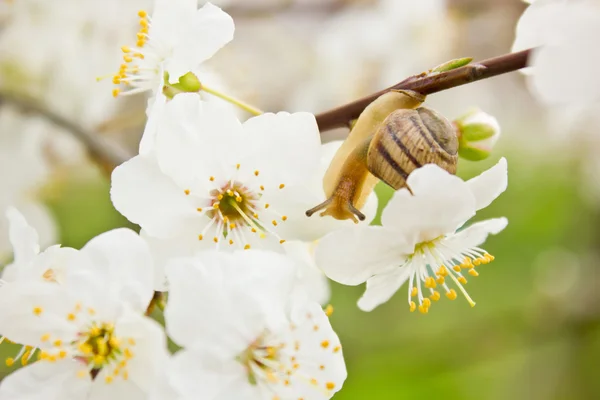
[315,226,410,286]
[99,311,168,399]
[284,241,331,306]
[357,267,412,312]
[242,112,322,187]
[444,217,508,250]
[139,91,167,155]
[283,302,347,399]
[164,251,295,350]
[0,359,91,400]
[140,229,196,292]
[155,94,244,188]
[382,166,477,242]
[12,245,81,285]
[5,207,40,265]
[15,202,57,253]
[466,157,508,211]
[110,155,196,238]
[167,3,234,82]
[79,228,154,312]
[0,282,77,347]
[511,0,562,52]
[167,348,256,400]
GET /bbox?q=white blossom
[111,0,234,98]
[316,158,508,313]
[512,0,600,105]
[163,250,347,400]
[0,210,163,399]
[111,95,376,291]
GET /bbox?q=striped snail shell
[367,106,458,190]
[306,90,459,223]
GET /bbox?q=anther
[272,220,278,226]
[197,208,203,212]
[458,276,467,284]
[213,237,219,243]
[325,304,334,316]
[430,291,441,301]
[279,184,285,189]
[244,244,251,250]
[468,269,479,277]
[410,287,418,297]
[446,289,457,300]
[418,304,429,314]
[198,234,203,240]
[409,301,416,312]
[281,216,288,221]
[279,239,286,244]
[184,189,190,195]
[424,277,436,289]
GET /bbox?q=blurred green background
[2,147,600,399]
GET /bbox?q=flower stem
[201,85,263,116]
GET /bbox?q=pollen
[279,184,285,189]
[320,340,330,349]
[244,244,251,250]
[326,382,336,390]
[40,333,50,342]
[254,170,259,176]
[333,346,341,353]
[272,220,278,226]
[209,176,215,181]
[198,234,203,240]
[281,215,287,221]
[446,289,457,300]
[67,313,77,321]
[184,189,190,195]
[213,237,219,243]
[32,306,43,316]
[325,304,334,317]
[197,207,203,212]
[279,239,286,244]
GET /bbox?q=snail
[306,90,458,222]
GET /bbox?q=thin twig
[0,92,132,170]
[315,48,533,131]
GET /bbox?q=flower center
[239,337,283,386]
[406,238,495,314]
[30,304,136,384]
[187,168,289,249]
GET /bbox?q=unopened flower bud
[455,109,501,161]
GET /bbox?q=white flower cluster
[0,1,510,399]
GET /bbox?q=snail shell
[367,106,458,190]
[306,90,458,223]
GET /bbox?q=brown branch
[0,92,132,172]
[315,48,533,131]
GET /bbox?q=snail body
[306,90,458,222]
